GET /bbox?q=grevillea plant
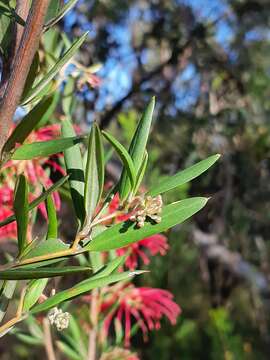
[0,1,220,358]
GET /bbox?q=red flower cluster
[0,124,65,239]
[96,282,181,347]
[0,184,17,239]
[116,234,169,270]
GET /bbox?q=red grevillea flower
[2,124,65,217]
[97,283,181,347]
[0,184,17,239]
[0,185,17,239]
[116,234,169,270]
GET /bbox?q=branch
[0,1,30,97]
[193,228,270,298]
[43,318,57,360]
[100,39,192,129]
[0,0,51,160]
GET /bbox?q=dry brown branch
[0,0,51,160]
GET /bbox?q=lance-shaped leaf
[0,266,91,280]
[57,341,82,360]
[148,154,221,197]
[90,256,126,280]
[84,123,104,221]
[30,270,144,314]
[85,197,208,252]
[44,0,79,31]
[3,96,56,154]
[102,130,136,188]
[46,195,58,239]
[22,238,69,261]
[14,175,29,255]
[118,97,155,201]
[23,279,48,311]
[0,280,16,322]
[21,32,88,105]
[133,150,148,195]
[11,136,84,160]
[0,175,69,228]
[62,120,85,227]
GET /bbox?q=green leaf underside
[3,97,56,153]
[21,32,88,105]
[102,130,136,188]
[0,176,69,228]
[0,267,91,280]
[23,279,48,311]
[11,136,84,160]
[119,97,155,200]
[14,175,29,255]
[84,123,104,220]
[22,238,69,260]
[86,197,208,252]
[62,120,85,226]
[148,154,220,197]
[30,271,143,314]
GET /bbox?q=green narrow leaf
[0,266,91,280]
[21,32,88,105]
[14,332,43,346]
[62,119,85,227]
[30,271,144,314]
[44,0,79,31]
[45,0,61,22]
[36,92,60,128]
[3,96,56,153]
[62,77,76,116]
[84,123,104,221]
[46,195,58,239]
[86,197,208,252]
[102,130,136,188]
[91,256,126,280]
[133,150,148,195]
[11,136,84,160]
[0,175,69,228]
[14,331,43,346]
[22,238,69,261]
[14,175,29,255]
[21,52,39,101]
[0,280,16,322]
[118,97,155,201]
[89,252,103,273]
[56,341,82,360]
[23,279,48,311]
[148,154,221,197]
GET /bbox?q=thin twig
[87,289,99,360]
[43,318,57,360]
[0,0,51,159]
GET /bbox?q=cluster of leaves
[0,4,220,351]
[0,1,219,358]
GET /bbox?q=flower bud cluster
[130,195,163,228]
[48,307,70,331]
